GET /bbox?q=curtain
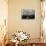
[0,0,8,45]
[41,0,46,40]
[43,0,46,39]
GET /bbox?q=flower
[17,31,30,41]
[11,31,30,42]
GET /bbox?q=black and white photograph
[21,9,35,19]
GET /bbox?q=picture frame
[21,9,35,19]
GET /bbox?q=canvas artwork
[21,9,35,19]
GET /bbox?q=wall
[8,0,41,39]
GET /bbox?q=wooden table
[6,42,46,46]
[18,38,46,46]
[35,43,46,46]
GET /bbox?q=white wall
[8,0,41,39]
